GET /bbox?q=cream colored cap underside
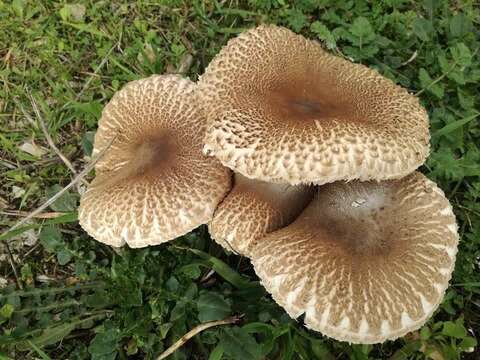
[79,75,231,247]
[251,172,458,343]
[200,25,430,185]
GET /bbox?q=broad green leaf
[197,292,231,322]
[208,345,224,360]
[0,304,14,325]
[170,301,186,321]
[459,337,477,351]
[178,247,257,289]
[88,328,120,357]
[420,326,431,340]
[311,341,335,360]
[390,340,422,360]
[17,322,76,351]
[350,17,375,43]
[57,249,72,265]
[179,263,201,279]
[218,327,262,360]
[283,8,307,32]
[166,276,179,292]
[442,321,467,339]
[242,323,276,355]
[46,185,77,212]
[413,18,434,41]
[311,22,336,49]
[73,101,103,118]
[39,225,63,252]
[159,323,173,340]
[450,43,472,67]
[450,14,472,38]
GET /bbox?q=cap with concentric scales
[250,172,458,343]
[79,75,231,248]
[200,25,430,185]
[209,173,313,256]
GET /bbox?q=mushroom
[200,25,430,185]
[79,75,231,248]
[209,173,313,256]
[250,172,458,343]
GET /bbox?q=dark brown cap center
[132,134,179,176]
[265,77,363,126]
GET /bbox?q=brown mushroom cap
[200,25,430,185]
[209,173,313,256]
[79,75,231,248]
[250,172,458,343]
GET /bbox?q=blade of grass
[208,345,224,360]
[0,212,78,242]
[26,340,52,360]
[172,246,257,289]
[433,113,479,137]
[0,281,103,300]
[61,21,112,39]
[17,312,108,351]
[15,299,80,315]
[453,282,480,287]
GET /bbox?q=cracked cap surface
[79,75,231,248]
[200,25,430,185]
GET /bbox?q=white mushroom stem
[209,173,313,256]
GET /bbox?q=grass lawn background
[0,1,479,359]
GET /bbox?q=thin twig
[1,210,66,219]
[199,269,216,284]
[21,242,41,261]
[0,160,17,169]
[63,38,120,109]
[0,135,116,237]
[416,47,479,96]
[400,50,418,66]
[4,242,23,289]
[74,41,118,102]
[156,315,243,360]
[26,91,89,189]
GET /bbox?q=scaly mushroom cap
[200,25,430,185]
[79,75,231,248]
[209,173,313,256]
[250,172,458,343]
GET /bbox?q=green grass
[0,0,479,359]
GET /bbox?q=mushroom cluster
[79,25,459,344]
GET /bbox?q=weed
[1,0,479,359]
